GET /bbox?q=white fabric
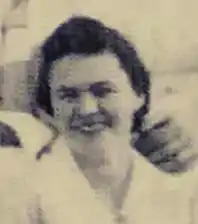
[0,111,115,224]
[37,126,197,224]
[0,111,196,223]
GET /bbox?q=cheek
[100,93,143,118]
[121,95,143,116]
[99,96,117,112]
[51,98,74,120]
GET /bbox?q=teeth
[82,126,92,131]
[81,124,104,132]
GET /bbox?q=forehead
[50,52,130,88]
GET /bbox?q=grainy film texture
[0,1,198,224]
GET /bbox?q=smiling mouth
[79,123,106,135]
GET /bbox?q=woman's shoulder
[0,111,53,155]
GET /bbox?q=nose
[80,92,98,115]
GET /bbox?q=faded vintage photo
[0,0,198,223]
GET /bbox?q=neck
[69,133,133,210]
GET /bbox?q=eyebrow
[90,81,118,92]
[90,81,110,89]
[57,81,114,93]
[57,85,78,92]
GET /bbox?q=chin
[65,128,111,149]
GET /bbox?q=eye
[57,87,80,101]
[90,83,115,98]
[93,87,111,98]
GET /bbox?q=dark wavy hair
[33,15,150,134]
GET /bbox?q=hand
[134,117,198,173]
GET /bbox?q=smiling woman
[25,15,198,176]
[0,13,196,175]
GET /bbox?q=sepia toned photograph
[1,0,198,223]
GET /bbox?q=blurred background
[1,0,198,72]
